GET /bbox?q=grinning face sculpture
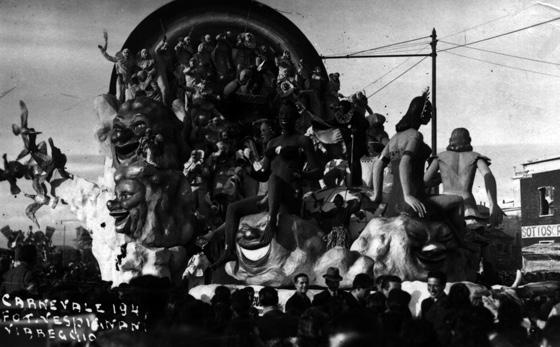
[108,178,147,237]
[226,212,373,287]
[110,97,185,169]
[106,161,194,248]
[351,215,476,282]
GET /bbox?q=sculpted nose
[107,199,122,211]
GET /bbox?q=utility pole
[430,28,438,158]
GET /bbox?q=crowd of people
[3,251,560,347]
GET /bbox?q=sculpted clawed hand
[404,194,426,218]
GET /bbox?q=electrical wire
[367,57,429,98]
[439,40,560,66]
[329,40,429,57]
[344,35,431,57]
[441,50,560,78]
[438,15,560,53]
[440,4,537,39]
[360,48,428,91]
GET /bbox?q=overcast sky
[0,0,559,232]
[1,0,560,154]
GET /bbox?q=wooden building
[514,156,560,272]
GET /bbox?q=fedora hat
[323,267,342,281]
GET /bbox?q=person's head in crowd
[329,310,377,347]
[380,275,402,297]
[496,293,523,330]
[231,289,251,316]
[366,292,386,315]
[184,36,192,46]
[426,270,447,300]
[259,286,279,309]
[298,307,329,347]
[450,306,494,347]
[542,315,560,347]
[386,288,411,315]
[243,286,255,305]
[448,282,471,309]
[125,275,171,328]
[15,244,37,266]
[351,273,373,301]
[211,285,231,306]
[323,267,343,292]
[294,273,309,295]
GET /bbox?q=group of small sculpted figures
[0,27,504,286]
[0,101,71,229]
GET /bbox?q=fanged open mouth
[110,209,130,232]
[114,141,140,163]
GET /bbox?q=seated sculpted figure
[372,91,467,245]
[423,128,503,227]
[210,101,321,268]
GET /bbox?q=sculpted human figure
[0,153,27,195]
[424,128,503,226]
[98,32,135,102]
[212,33,233,81]
[209,101,321,268]
[372,91,467,244]
[154,37,174,105]
[136,48,155,74]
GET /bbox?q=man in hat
[312,267,353,315]
[424,127,503,227]
[346,273,374,309]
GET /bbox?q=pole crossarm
[320,53,432,59]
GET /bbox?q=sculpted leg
[427,194,468,246]
[261,175,299,243]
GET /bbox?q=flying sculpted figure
[0,153,27,195]
[12,101,48,163]
[424,128,503,227]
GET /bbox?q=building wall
[520,169,560,246]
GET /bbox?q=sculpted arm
[400,135,426,217]
[477,158,502,226]
[100,50,118,63]
[423,159,439,187]
[372,144,389,202]
[302,136,322,180]
[248,143,272,182]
